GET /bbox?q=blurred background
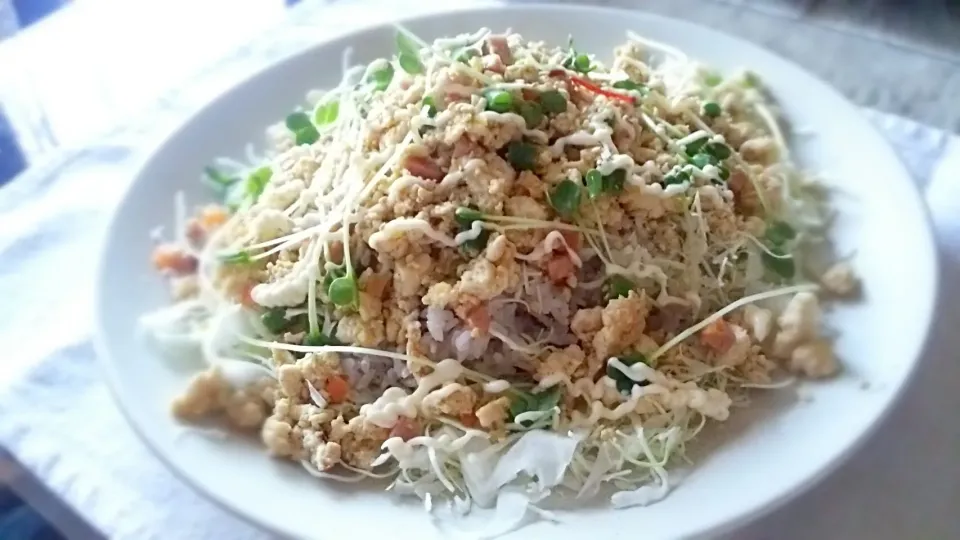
[0,0,957,538]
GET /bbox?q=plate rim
[93,3,942,539]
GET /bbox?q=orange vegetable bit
[700,318,735,354]
[325,375,350,404]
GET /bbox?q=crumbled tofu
[535,345,586,381]
[330,416,391,469]
[475,397,511,429]
[171,368,229,420]
[310,441,342,471]
[820,262,859,296]
[789,339,838,378]
[593,291,649,362]
[738,136,778,165]
[422,383,477,417]
[262,415,298,458]
[773,292,821,357]
[742,304,773,342]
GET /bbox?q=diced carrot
[325,375,350,404]
[459,412,479,428]
[558,230,581,252]
[185,218,206,245]
[199,205,228,229]
[152,244,197,274]
[327,241,344,265]
[700,319,735,354]
[545,253,576,284]
[389,417,421,441]
[465,304,491,334]
[240,282,256,308]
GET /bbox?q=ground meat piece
[394,252,433,297]
[535,345,586,381]
[457,255,518,301]
[403,154,444,180]
[422,281,456,308]
[715,324,752,367]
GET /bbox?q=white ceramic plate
[95,4,939,539]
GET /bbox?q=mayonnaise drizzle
[482,379,511,393]
[368,218,459,251]
[514,230,582,267]
[360,359,463,428]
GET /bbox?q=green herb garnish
[285,112,320,146]
[516,101,544,129]
[369,63,394,91]
[704,141,732,160]
[607,353,649,394]
[509,386,562,427]
[219,250,252,265]
[314,100,339,126]
[506,141,536,171]
[261,308,290,334]
[762,246,796,279]
[585,169,604,199]
[396,31,423,74]
[550,179,581,218]
[304,331,341,347]
[538,90,567,114]
[423,95,437,117]
[702,101,722,118]
[765,220,797,245]
[605,274,635,299]
[611,79,646,94]
[663,169,690,186]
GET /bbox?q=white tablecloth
[1,3,959,539]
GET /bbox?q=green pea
[765,221,797,246]
[369,64,394,91]
[762,247,796,279]
[538,90,567,114]
[705,142,732,160]
[506,141,537,171]
[607,353,649,394]
[517,101,544,129]
[572,54,592,73]
[605,275,635,299]
[328,275,358,307]
[550,179,581,218]
[485,90,514,113]
[261,309,289,334]
[585,169,604,199]
[702,101,722,118]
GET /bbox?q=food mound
[143,26,857,520]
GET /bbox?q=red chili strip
[569,75,635,104]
